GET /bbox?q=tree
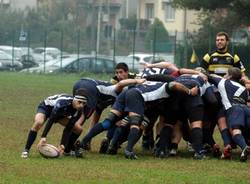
[172,0,250,25]
[145,18,169,50]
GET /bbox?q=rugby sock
[64,132,80,153]
[171,143,178,150]
[202,128,216,146]
[232,134,247,150]
[159,126,173,151]
[24,130,37,150]
[81,123,105,146]
[110,127,123,148]
[106,125,116,140]
[119,126,130,144]
[126,128,142,152]
[221,128,232,146]
[191,128,203,153]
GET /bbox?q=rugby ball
[38,144,60,158]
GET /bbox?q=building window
[165,3,175,21]
[145,3,154,20]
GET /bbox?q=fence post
[183,30,188,68]
[27,30,30,58]
[113,27,116,63]
[77,29,80,72]
[12,30,15,70]
[60,31,63,69]
[174,30,177,65]
[43,30,47,73]
[132,26,136,71]
[152,26,156,62]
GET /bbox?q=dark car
[52,55,115,73]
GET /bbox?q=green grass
[1,72,250,184]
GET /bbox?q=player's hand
[37,137,46,148]
[136,78,146,84]
[58,144,65,155]
[189,86,199,96]
[199,73,208,82]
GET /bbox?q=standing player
[201,31,246,76]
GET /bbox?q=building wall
[9,0,37,10]
[139,0,200,40]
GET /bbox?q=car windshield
[0,51,12,60]
[52,57,78,67]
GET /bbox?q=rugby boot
[240,146,250,162]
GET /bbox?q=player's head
[115,62,129,81]
[224,67,242,81]
[216,31,229,51]
[72,88,88,110]
[195,67,207,75]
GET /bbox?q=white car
[127,53,165,72]
[0,45,24,61]
[34,47,61,59]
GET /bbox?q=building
[138,0,200,40]
[0,0,37,10]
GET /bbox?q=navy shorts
[112,88,145,115]
[36,102,53,118]
[226,105,250,129]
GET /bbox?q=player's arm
[38,105,64,146]
[168,81,199,96]
[200,53,210,71]
[233,54,246,76]
[60,112,83,149]
[207,74,222,87]
[115,78,146,92]
[144,74,175,82]
[144,61,178,71]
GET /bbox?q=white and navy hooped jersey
[209,76,248,110]
[176,74,209,96]
[135,81,170,102]
[140,67,176,78]
[43,94,78,120]
[44,94,72,107]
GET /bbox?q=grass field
[1,72,250,184]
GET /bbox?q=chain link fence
[1,27,250,73]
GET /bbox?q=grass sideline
[0,72,250,184]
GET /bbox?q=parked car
[127,53,165,72]
[0,45,24,61]
[20,58,61,73]
[52,55,115,73]
[20,55,115,74]
[20,54,39,69]
[115,56,140,73]
[0,50,23,71]
[33,47,61,59]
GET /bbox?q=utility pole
[107,0,111,55]
[96,0,103,54]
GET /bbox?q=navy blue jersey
[43,94,77,119]
[208,76,248,110]
[176,74,209,96]
[40,94,91,138]
[73,78,119,110]
[112,81,171,116]
[140,67,175,78]
[135,81,170,102]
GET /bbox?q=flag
[190,48,198,63]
